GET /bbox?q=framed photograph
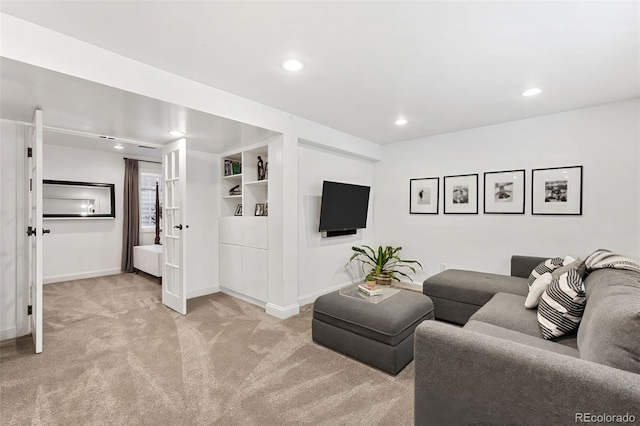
[532,166,582,215]
[255,203,265,216]
[444,174,478,214]
[483,169,525,214]
[234,204,243,216]
[410,177,439,214]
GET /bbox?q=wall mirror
[43,180,116,218]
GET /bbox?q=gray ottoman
[312,288,434,375]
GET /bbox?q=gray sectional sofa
[415,255,640,425]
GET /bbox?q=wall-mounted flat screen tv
[318,180,370,237]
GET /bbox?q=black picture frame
[234,204,243,216]
[483,169,525,214]
[531,165,583,215]
[443,174,478,214]
[409,177,439,214]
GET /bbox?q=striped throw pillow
[537,269,586,340]
[528,257,564,286]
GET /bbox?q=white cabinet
[219,143,270,304]
[219,243,242,291]
[242,247,267,301]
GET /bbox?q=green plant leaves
[346,244,423,282]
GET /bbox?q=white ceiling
[1,1,639,145]
[1,57,278,154]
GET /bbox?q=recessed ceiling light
[282,59,304,72]
[521,88,542,97]
[169,130,185,137]
[114,145,124,150]
[395,118,408,126]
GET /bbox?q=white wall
[42,144,125,283]
[185,149,220,298]
[0,120,27,340]
[374,100,640,278]
[297,144,376,305]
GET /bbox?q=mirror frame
[43,180,116,219]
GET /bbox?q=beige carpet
[1,273,414,425]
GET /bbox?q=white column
[266,133,299,318]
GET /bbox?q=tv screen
[319,181,370,233]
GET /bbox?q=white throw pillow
[525,272,553,309]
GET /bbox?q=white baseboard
[1,327,17,341]
[265,303,300,319]
[297,280,352,307]
[187,285,221,299]
[220,287,267,309]
[43,268,121,284]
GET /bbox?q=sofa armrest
[510,255,548,278]
[414,321,640,426]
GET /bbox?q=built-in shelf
[245,179,268,186]
[223,195,242,199]
[222,174,242,179]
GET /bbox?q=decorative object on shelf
[224,159,241,176]
[532,165,583,215]
[444,173,478,214]
[229,184,241,196]
[264,202,268,216]
[234,204,243,216]
[265,162,268,180]
[255,203,265,216]
[257,156,266,181]
[410,177,439,214]
[347,245,422,285]
[483,169,525,214]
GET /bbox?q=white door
[27,110,44,353]
[162,139,187,315]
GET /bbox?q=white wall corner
[265,302,300,319]
[187,285,221,300]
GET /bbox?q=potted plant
[348,245,422,286]
[365,271,376,288]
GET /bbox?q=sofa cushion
[578,269,640,375]
[527,257,564,286]
[464,320,579,358]
[469,292,578,348]
[423,270,528,307]
[537,270,586,340]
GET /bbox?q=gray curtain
[121,158,139,272]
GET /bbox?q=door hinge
[27,226,36,237]
[27,147,33,158]
[28,305,32,315]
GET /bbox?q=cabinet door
[242,217,268,249]
[242,247,267,302]
[219,243,242,292]
[219,217,243,245]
